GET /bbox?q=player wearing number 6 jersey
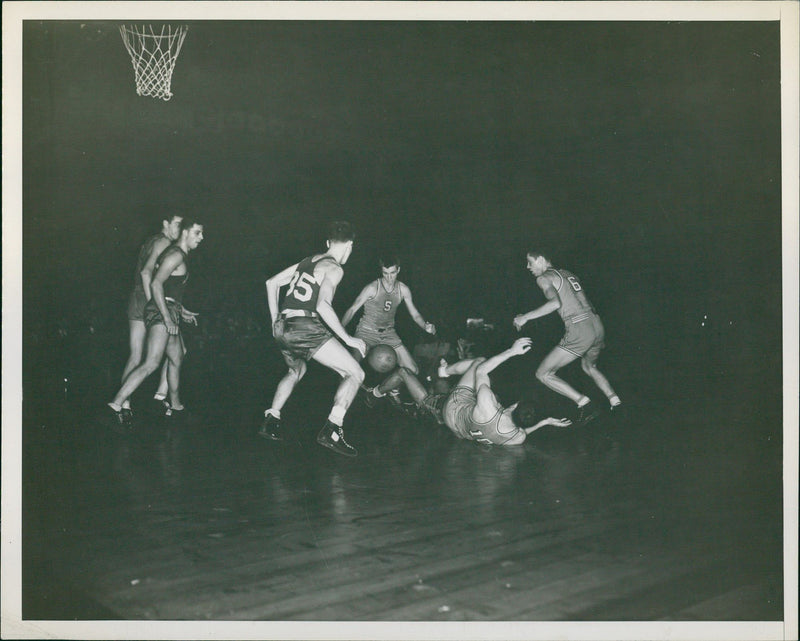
[259,221,367,457]
[513,252,621,423]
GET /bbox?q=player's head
[162,215,183,241]
[526,251,550,277]
[511,400,538,428]
[179,217,204,250]
[379,254,401,284]
[326,221,355,264]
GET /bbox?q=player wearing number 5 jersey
[259,221,367,457]
[513,252,621,424]
[341,255,436,375]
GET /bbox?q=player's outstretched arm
[524,416,573,435]
[401,284,435,334]
[341,282,376,327]
[316,264,366,356]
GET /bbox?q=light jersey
[154,246,189,303]
[358,279,404,331]
[444,386,523,446]
[133,233,169,291]
[281,255,338,314]
[544,268,595,323]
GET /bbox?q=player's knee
[350,364,366,385]
[580,359,596,376]
[289,362,306,381]
[535,366,553,383]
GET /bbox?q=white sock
[577,396,591,408]
[328,405,346,427]
[372,387,385,398]
[154,392,167,401]
[121,400,131,410]
[609,395,621,407]
[265,408,281,419]
[108,402,122,412]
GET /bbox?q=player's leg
[535,346,582,403]
[312,338,365,456]
[437,357,484,383]
[581,347,621,409]
[393,343,419,374]
[155,334,187,402]
[110,325,169,409]
[371,366,429,404]
[164,334,185,411]
[121,319,147,382]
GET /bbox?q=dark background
[19,18,784,620]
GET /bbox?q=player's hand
[513,314,528,331]
[424,322,436,335]
[181,307,199,326]
[165,320,180,335]
[549,417,573,428]
[510,337,532,355]
[348,337,367,357]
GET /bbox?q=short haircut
[327,220,355,243]
[165,214,183,225]
[526,250,547,261]
[511,400,538,428]
[379,254,400,269]
[179,217,201,233]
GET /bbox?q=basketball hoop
[119,24,188,101]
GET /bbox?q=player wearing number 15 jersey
[513,252,621,423]
[259,221,367,457]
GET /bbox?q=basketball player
[367,338,571,445]
[513,251,621,423]
[259,221,367,457]
[119,215,183,423]
[341,255,436,375]
[106,219,203,428]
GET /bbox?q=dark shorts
[127,288,148,322]
[144,299,182,330]
[274,316,333,366]
[559,313,605,360]
[420,393,447,424]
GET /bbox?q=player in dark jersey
[119,215,182,423]
[366,338,571,445]
[106,219,203,429]
[514,251,621,424]
[342,255,436,373]
[259,221,367,457]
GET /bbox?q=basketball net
[119,24,188,101]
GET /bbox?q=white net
[119,24,188,101]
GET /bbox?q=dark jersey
[544,268,595,323]
[281,255,337,314]
[155,246,189,303]
[133,233,169,291]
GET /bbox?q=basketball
[366,344,398,374]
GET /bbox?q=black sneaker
[316,421,357,457]
[121,407,134,426]
[576,401,600,426]
[361,387,381,409]
[257,413,283,440]
[105,405,129,434]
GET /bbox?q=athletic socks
[265,408,281,419]
[609,395,621,408]
[327,405,346,426]
[153,392,167,401]
[576,396,591,408]
[108,402,122,412]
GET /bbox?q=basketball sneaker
[257,413,283,441]
[105,405,130,434]
[121,407,134,426]
[316,421,357,457]
[576,401,600,426]
[361,386,381,409]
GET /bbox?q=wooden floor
[22,362,783,623]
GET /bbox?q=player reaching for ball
[258,221,367,457]
[341,254,436,403]
[366,337,572,445]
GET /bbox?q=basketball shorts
[127,288,148,322]
[355,323,403,348]
[442,385,478,440]
[419,393,447,424]
[144,299,182,330]
[274,316,333,365]
[559,313,605,360]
